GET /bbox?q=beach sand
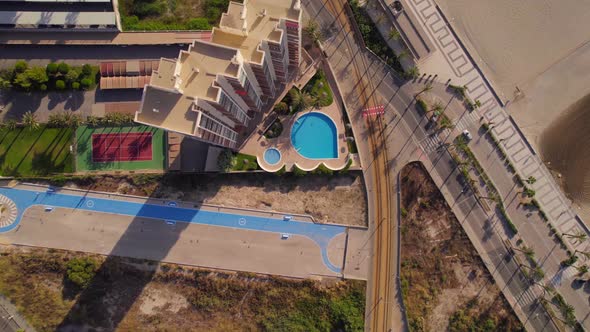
[539,93,590,221]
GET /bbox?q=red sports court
[92,132,153,162]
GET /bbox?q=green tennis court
[76,125,166,172]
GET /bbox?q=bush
[416,98,427,115]
[313,163,333,175]
[46,63,58,75]
[40,84,47,91]
[65,69,80,83]
[292,164,306,176]
[55,80,66,90]
[14,60,28,73]
[58,63,70,75]
[66,257,98,288]
[217,149,235,172]
[72,82,80,90]
[81,64,93,76]
[274,102,288,114]
[80,78,92,89]
[187,18,211,30]
[275,165,286,175]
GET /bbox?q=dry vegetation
[0,246,365,332]
[400,163,523,332]
[26,172,367,226]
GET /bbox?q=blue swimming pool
[291,112,338,159]
[263,148,281,165]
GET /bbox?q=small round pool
[291,112,338,159]
[263,148,281,165]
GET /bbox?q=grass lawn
[303,69,334,107]
[232,153,259,171]
[75,125,166,172]
[0,126,74,176]
[119,0,228,31]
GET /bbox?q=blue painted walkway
[0,187,345,273]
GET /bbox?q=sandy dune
[539,94,590,221]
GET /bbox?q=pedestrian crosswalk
[549,266,578,288]
[454,110,481,132]
[418,129,451,154]
[516,286,539,307]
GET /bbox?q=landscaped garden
[0,125,74,176]
[274,69,334,115]
[348,0,410,78]
[119,0,228,30]
[218,150,260,172]
[263,118,283,139]
[0,61,99,91]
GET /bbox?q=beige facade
[136,0,302,149]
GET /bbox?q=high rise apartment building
[135,0,302,149]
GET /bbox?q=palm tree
[573,249,590,261]
[289,89,312,112]
[5,119,17,131]
[429,101,443,114]
[22,111,39,131]
[304,20,321,45]
[397,49,411,61]
[415,83,432,98]
[86,115,100,127]
[406,66,420,79]
[388,29,401,41]
[563,231,587,245]
[576,265,588,277]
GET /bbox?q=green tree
[526,176,537,184]
[66,257,97,288]
[273,101,288,114]
[81,64,93,76]
[46,63,58,75]
[26,67,49,86]
[72,82,80,90]
[217,149,235,172]
[58,62,70,75]
[304,19,322,44]
[407,66,420,79]
[289,89,312,113]
[388,28,400,41]
[5,119,17,131]
[65,69,80,83]
[187,18,211,30]
[80,78,92,89]
[22,111,39,131]
[0,77,11,89]
[86,115,100,127]
[40,84,47,91]
[14,60,28,73]
[55,80,66,90]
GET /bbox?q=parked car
[463,129,473,141]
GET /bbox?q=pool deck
[0,183,370,279]
[243,101,352,172]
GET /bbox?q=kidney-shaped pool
[291,112,338,159]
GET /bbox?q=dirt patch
[0,245,366,332]
[31,172,367,226]
[400,162,523,331]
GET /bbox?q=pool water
[264,148,281,165]
[291,112,338,159]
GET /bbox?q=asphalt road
[307,0,559,329]
[0,44,187,67]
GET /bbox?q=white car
[462,129,473,141]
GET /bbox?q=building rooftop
[137,86,198,136]
[0,11,116,26]
[211,0,300,64]
[137,41,241,135]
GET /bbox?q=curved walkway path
[0,185,346,274]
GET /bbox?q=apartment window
[220,92,249,125]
